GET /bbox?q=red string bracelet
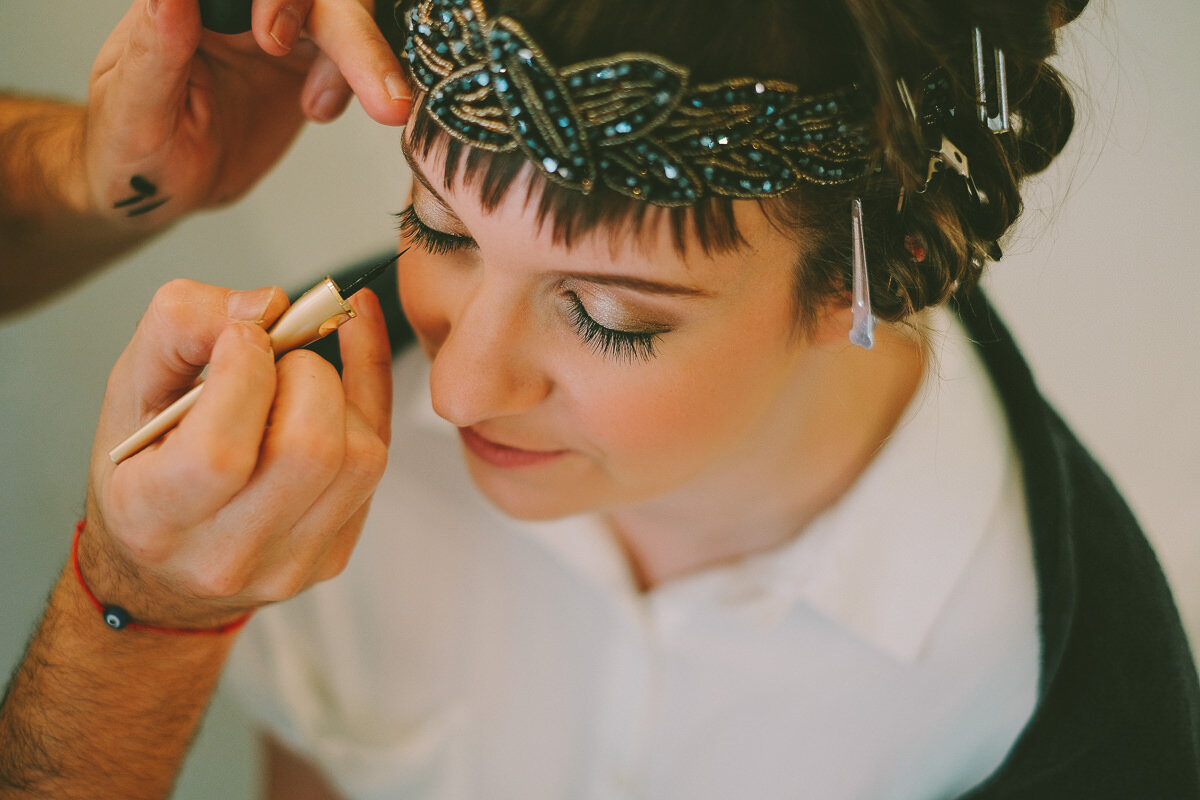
[72,519,252,636]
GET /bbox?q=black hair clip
[897,73,987,206]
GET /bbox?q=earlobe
[809,300,855,347]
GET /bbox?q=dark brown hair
[382,0,1089,327]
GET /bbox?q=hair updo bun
[383,0,1092,327]
[821,0,1092,323]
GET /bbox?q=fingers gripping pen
[108,253,403,464]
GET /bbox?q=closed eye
[563,291,663,362]
[395,205,476,255]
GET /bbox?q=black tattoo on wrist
[113,176,170,218]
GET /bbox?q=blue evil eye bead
[103,605,132,630]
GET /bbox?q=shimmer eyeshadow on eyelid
[413,202,471,237]
[571,286,673,333]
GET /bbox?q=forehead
[401,130,801,285]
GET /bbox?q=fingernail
[227,288,274,324]
[384,72,411,102]
[233,322,273,353]
[312,89,343,122]
[269,6,301,52]
[147,0,159,17]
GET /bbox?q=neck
[604,320,926,592]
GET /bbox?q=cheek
[397,256,457,357]
[568,316,797,473]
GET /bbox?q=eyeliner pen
[108,251,406,464]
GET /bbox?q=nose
[427,285,553,428]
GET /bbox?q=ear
[808,295,854,346]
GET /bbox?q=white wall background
[0,1,1196,797]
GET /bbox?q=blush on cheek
[580,376,708,466]
[581,343,792,486]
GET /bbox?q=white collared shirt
[227,308,1039,800]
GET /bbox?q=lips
[457,426,568,468]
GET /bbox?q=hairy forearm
[0,93,159,316]
[0,564,234,799]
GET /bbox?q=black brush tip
[338,248,409,298]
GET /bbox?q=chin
[463,460,595,522]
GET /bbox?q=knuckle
[119,527,174,567]
[345,430,388,485]
[313,550,352,584]
[254,570,309,604]
[146,279,220,352]
[286,426,344,478]
[184,438,257,490]
[179,560,250,601]
[124,30,153,64]
[151,278,203,322]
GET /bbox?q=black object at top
[199,0,253,34]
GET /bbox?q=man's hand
[0,278,393,798]
[85,0,411,227]
[83,279,393,628]
[0,0,412,314]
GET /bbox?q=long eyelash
[565,293,659,362]
[393,205,474,255]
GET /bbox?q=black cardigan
[951,291,1200,798]
[312,259,1200,797]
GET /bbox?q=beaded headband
[400,0,876,207]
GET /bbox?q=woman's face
[397,139,829,521]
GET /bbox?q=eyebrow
[559,273,712,297]
[399,136,712,299]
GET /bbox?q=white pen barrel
[108,277,355,464]
[108,383,206,463]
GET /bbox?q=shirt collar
[709,307,1016,662]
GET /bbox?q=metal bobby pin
[973,27,1011,134]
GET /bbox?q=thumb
[127,283,288,413]
[105,0,203,128]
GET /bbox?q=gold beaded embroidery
[401,0,875,206]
